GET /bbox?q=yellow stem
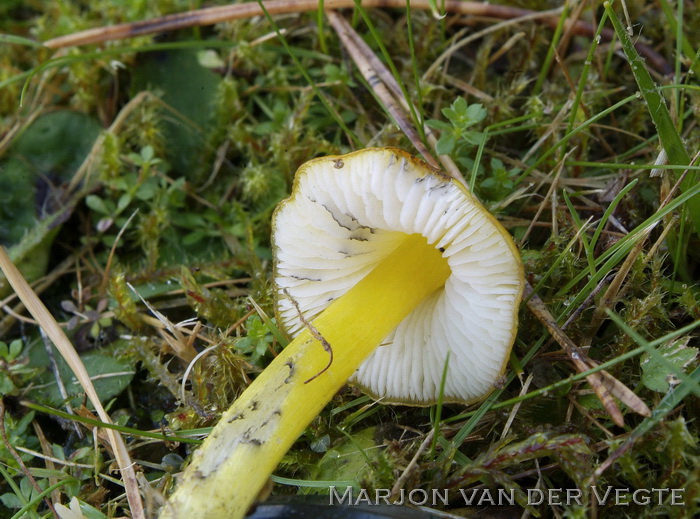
[160,233,450,519]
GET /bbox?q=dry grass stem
[390,429,434,501]
[423,7,564,81]
[519,150,573,245]
[128,282,198,362]
[523,283,651,426]
[586,154,699,343]
[327,11,437,168]
[31,422,62,504]
[501,373,533,438]
[328,11,467,183]
[0,251,78,336]
[0,247,145,519]
[41,0,671,75]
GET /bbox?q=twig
[41,0,671,75]
[500,373,533,439]
[524,283,651,426]
[328,11,466,184]
[326,11,438,168]
[390,429,434,501]
[31,421,61,504]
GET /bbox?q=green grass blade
[22,402,203,444]
[658,0,700,79]
[0,466,33,516]
[430,352,450,457]
[447,317,700,422]
[589,178,639,252]
[10,478,78,519]
[533,1,570,95]
[353,0,426,142]
[556,177,700,308]
[566,9,609,137]
[317,0,328,54]
[562,190,596,278]
[271,475,358,489]
[255,0,361,147]
[0,34,44,47]
[470,128,488,193]
[604,1,699,235]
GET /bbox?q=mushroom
[160,148,523,519]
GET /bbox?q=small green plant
[426,98,487,156]
[480,158,521,201]
[236,315,275,365]
[0,339,35,396]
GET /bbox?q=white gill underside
[274,150,521,404]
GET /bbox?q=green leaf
[117,193,133,213]
[453,96,468,112]
[8,340,22,361]
[425,118,451,131]
[182,230,206,246]
[27,342,135,408]
[462,130,486,146]
[641,338,698,393]
[0,111,101,297]
[465,103,487,124]
[141,145,155,163]
[435,133,457,155]
[311,427,380,488]
[131,49,222,179]
[0,492,23,509]
[0,376,16,395]
[85,195,110,215]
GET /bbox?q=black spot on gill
[289,274,322,282]
[321,204,354,231]
[428,182,450,192]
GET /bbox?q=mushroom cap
[272,148,524,405]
